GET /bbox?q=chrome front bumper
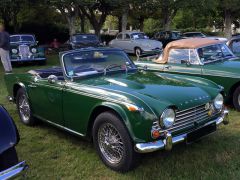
[135,110,229,153]
[0,161,28,180]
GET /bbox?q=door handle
[28,84,37,88]
[164,65,172,70]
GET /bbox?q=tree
[77,0,118,36]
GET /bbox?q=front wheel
[16,88,37,126]
[233,86,240,111]
[92,111,138,172]
[0,147,19,171]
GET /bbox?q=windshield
[10,35,35,43]
[63,50,137,78]
[72,35,98,42]
[184,33,205,38]
[130,33,149,40]
[197,44,235,64]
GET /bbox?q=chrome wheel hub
[18,94,30,122]
[98,123,124,164]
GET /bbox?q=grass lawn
[1,55,240,179]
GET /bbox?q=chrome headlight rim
[11,49,18,54]
[213,93,224,110]
[31,48,37,53]
[159,108,176,129]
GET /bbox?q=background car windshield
[10,35,35,42]
[63,50,136,77]
[130,33,148,39]
[184,33,205,37]
[73,35,98,42]
[197,44,234,63]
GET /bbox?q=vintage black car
[69,33,101,49]
[153,31,182,48]
[10,34,46,64]
[0,105,28,179]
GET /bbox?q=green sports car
[4,47,228,172]
[137,38,240,111]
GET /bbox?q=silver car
[109,31,162,56]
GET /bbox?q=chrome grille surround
[19,45,30,58]
[152,104,218,134]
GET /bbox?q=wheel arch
[86,102,133,139]
[13,83,26,101]
[228,81,240,103]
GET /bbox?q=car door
[163,48,202,76]
[27,76,64,125]
[114,33,124,49]
[122,33,134,53]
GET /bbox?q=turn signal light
[152,130,160,139]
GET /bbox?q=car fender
[0,106,19,154]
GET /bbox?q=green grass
[1,56,240,179]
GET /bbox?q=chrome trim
[0,161,28,180]
[135,109,228,153]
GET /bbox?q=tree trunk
[224,9,232,39]
[67,16,76,36]
[118,16,122,32]
[80,14,85,33]
[139,16,144,31]
[121,8,128,32]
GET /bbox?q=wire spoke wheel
[98,123,124,164]
[18,94,30,122]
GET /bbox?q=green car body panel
[4,48,224,145]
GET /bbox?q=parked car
[226,35,240,57]
[5,47,228,172]
[10,34,46,64]
[183,32,227,42]
[109,31,162,56]
[153,31,182,48]
[68,33,101,49]
[0,105,28,179]
[136,38,240,110]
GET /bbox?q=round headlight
[31,48,37,53]
[160,108,175,128]
[214,93,224,110]
[11,49,18,54]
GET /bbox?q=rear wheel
[92,111,138,172]
[134,47,142,57]
[16,88,36,126]
[233,86,240,111]
[0,147,18,171]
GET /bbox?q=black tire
[92,111,139,172]
[134,47,142,57]
[233,86,240,111]
[0,147,19,171]
[16,88,36,126]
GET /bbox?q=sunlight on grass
[0,55,240,179]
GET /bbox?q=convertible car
[0,105,28,179]
[136,38,240,110]
[5,47,228,172]
[10,34,46,64]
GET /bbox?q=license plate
[186,123,217,144]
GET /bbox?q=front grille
[19,45,30,58]
[169,104,209,133]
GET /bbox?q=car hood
[10,42,35,46]
[73,71,215,112]
[203,59,240,77]
[73,41,100,46]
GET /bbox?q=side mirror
[48,75,58,84]
[181,60,191,66]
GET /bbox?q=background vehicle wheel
[233,86,240,111]
[0,147,18,171]
[16,88,36,126]
[92,111,139,172]
[135,47,142,57]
